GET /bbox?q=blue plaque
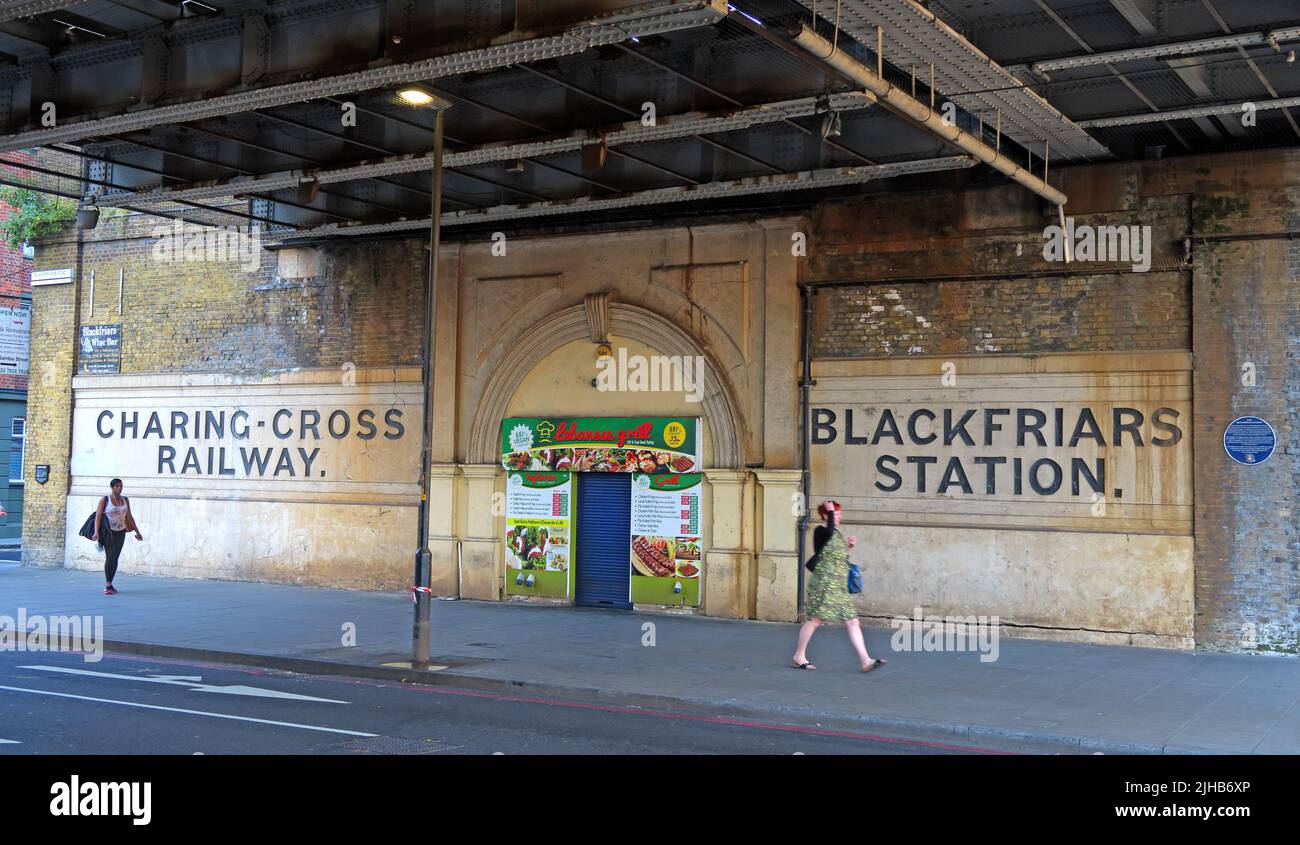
[1223,416,1276,465]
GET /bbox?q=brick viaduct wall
[20,149,1299,651]
[23,213,427,566]
[1189,179,1299,653]
[806,183,1191,358]
[804,149,1298,652]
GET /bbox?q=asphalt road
[0,650,1062,755]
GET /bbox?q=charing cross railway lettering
[94,407,407,478]
[812,405,1185,497]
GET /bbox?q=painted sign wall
[810,354,1192,534]
[64,369,423,589]
[808,352,1195,646]
[73,393,414,485]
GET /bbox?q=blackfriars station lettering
[94,407,407,478]
[811,405,1184,497]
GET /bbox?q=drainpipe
[784,24,1069,207]
[796,284,814,618]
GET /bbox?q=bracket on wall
[584,291,612,344]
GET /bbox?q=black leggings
[103,528,127,583]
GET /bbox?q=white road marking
[0,686,378,738]
[19,665,347,703]
[0,738,19,744]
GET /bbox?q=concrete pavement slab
[4,565,1299,754]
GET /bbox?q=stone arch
[467,302,744,467]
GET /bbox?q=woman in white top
[91,478,143,595]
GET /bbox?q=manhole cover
[337,736,462,755]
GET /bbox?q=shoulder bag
[847,562,862,594]
[805,526,830,572]
[77,497,107,541]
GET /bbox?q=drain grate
[337,736,462,755]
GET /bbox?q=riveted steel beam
[0,0,729,152]
[94,92,876,207]
[268,155,977,240]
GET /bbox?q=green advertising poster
[504,470,571,599]
[501,417,700,473]
[630,472,702,607]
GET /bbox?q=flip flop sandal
[861,658,888,673]
[791,660,817,670]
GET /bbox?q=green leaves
[0,186,77,249]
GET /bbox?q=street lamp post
[413,108,445,665]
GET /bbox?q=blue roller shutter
[574,473,632,609]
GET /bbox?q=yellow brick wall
[23,237,80,566]
[22,212,428,566]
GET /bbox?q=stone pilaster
[428,464,459,596]
[702,469,752,619]
[458,463,502,601]
[753,469,802,622]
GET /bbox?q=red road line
[337,675,1018,754]
[91,651,1017,754]
[104,650,272,677]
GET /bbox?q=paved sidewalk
[3,564,1298,754]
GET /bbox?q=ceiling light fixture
[398,87,436,106]
[816,96,841,139]
[821,110,842,139]
[75,196,99,230]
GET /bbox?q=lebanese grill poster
[501,417,700,474]
[630,472,703,607]
[504,470,572,598]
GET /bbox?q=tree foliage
[0,186,77,249]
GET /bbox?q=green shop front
[501,416,704,609]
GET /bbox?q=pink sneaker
[104,585,117,595]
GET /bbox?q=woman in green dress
[792,500,887,673]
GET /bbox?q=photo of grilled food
[631,535,675,577]
[675,538,700,561]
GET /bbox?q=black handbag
[805,525,830,572]
[77,498,105,541]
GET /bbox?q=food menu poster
[504,471,572,598]
[501,417,700,474]
[630,472,702,592]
